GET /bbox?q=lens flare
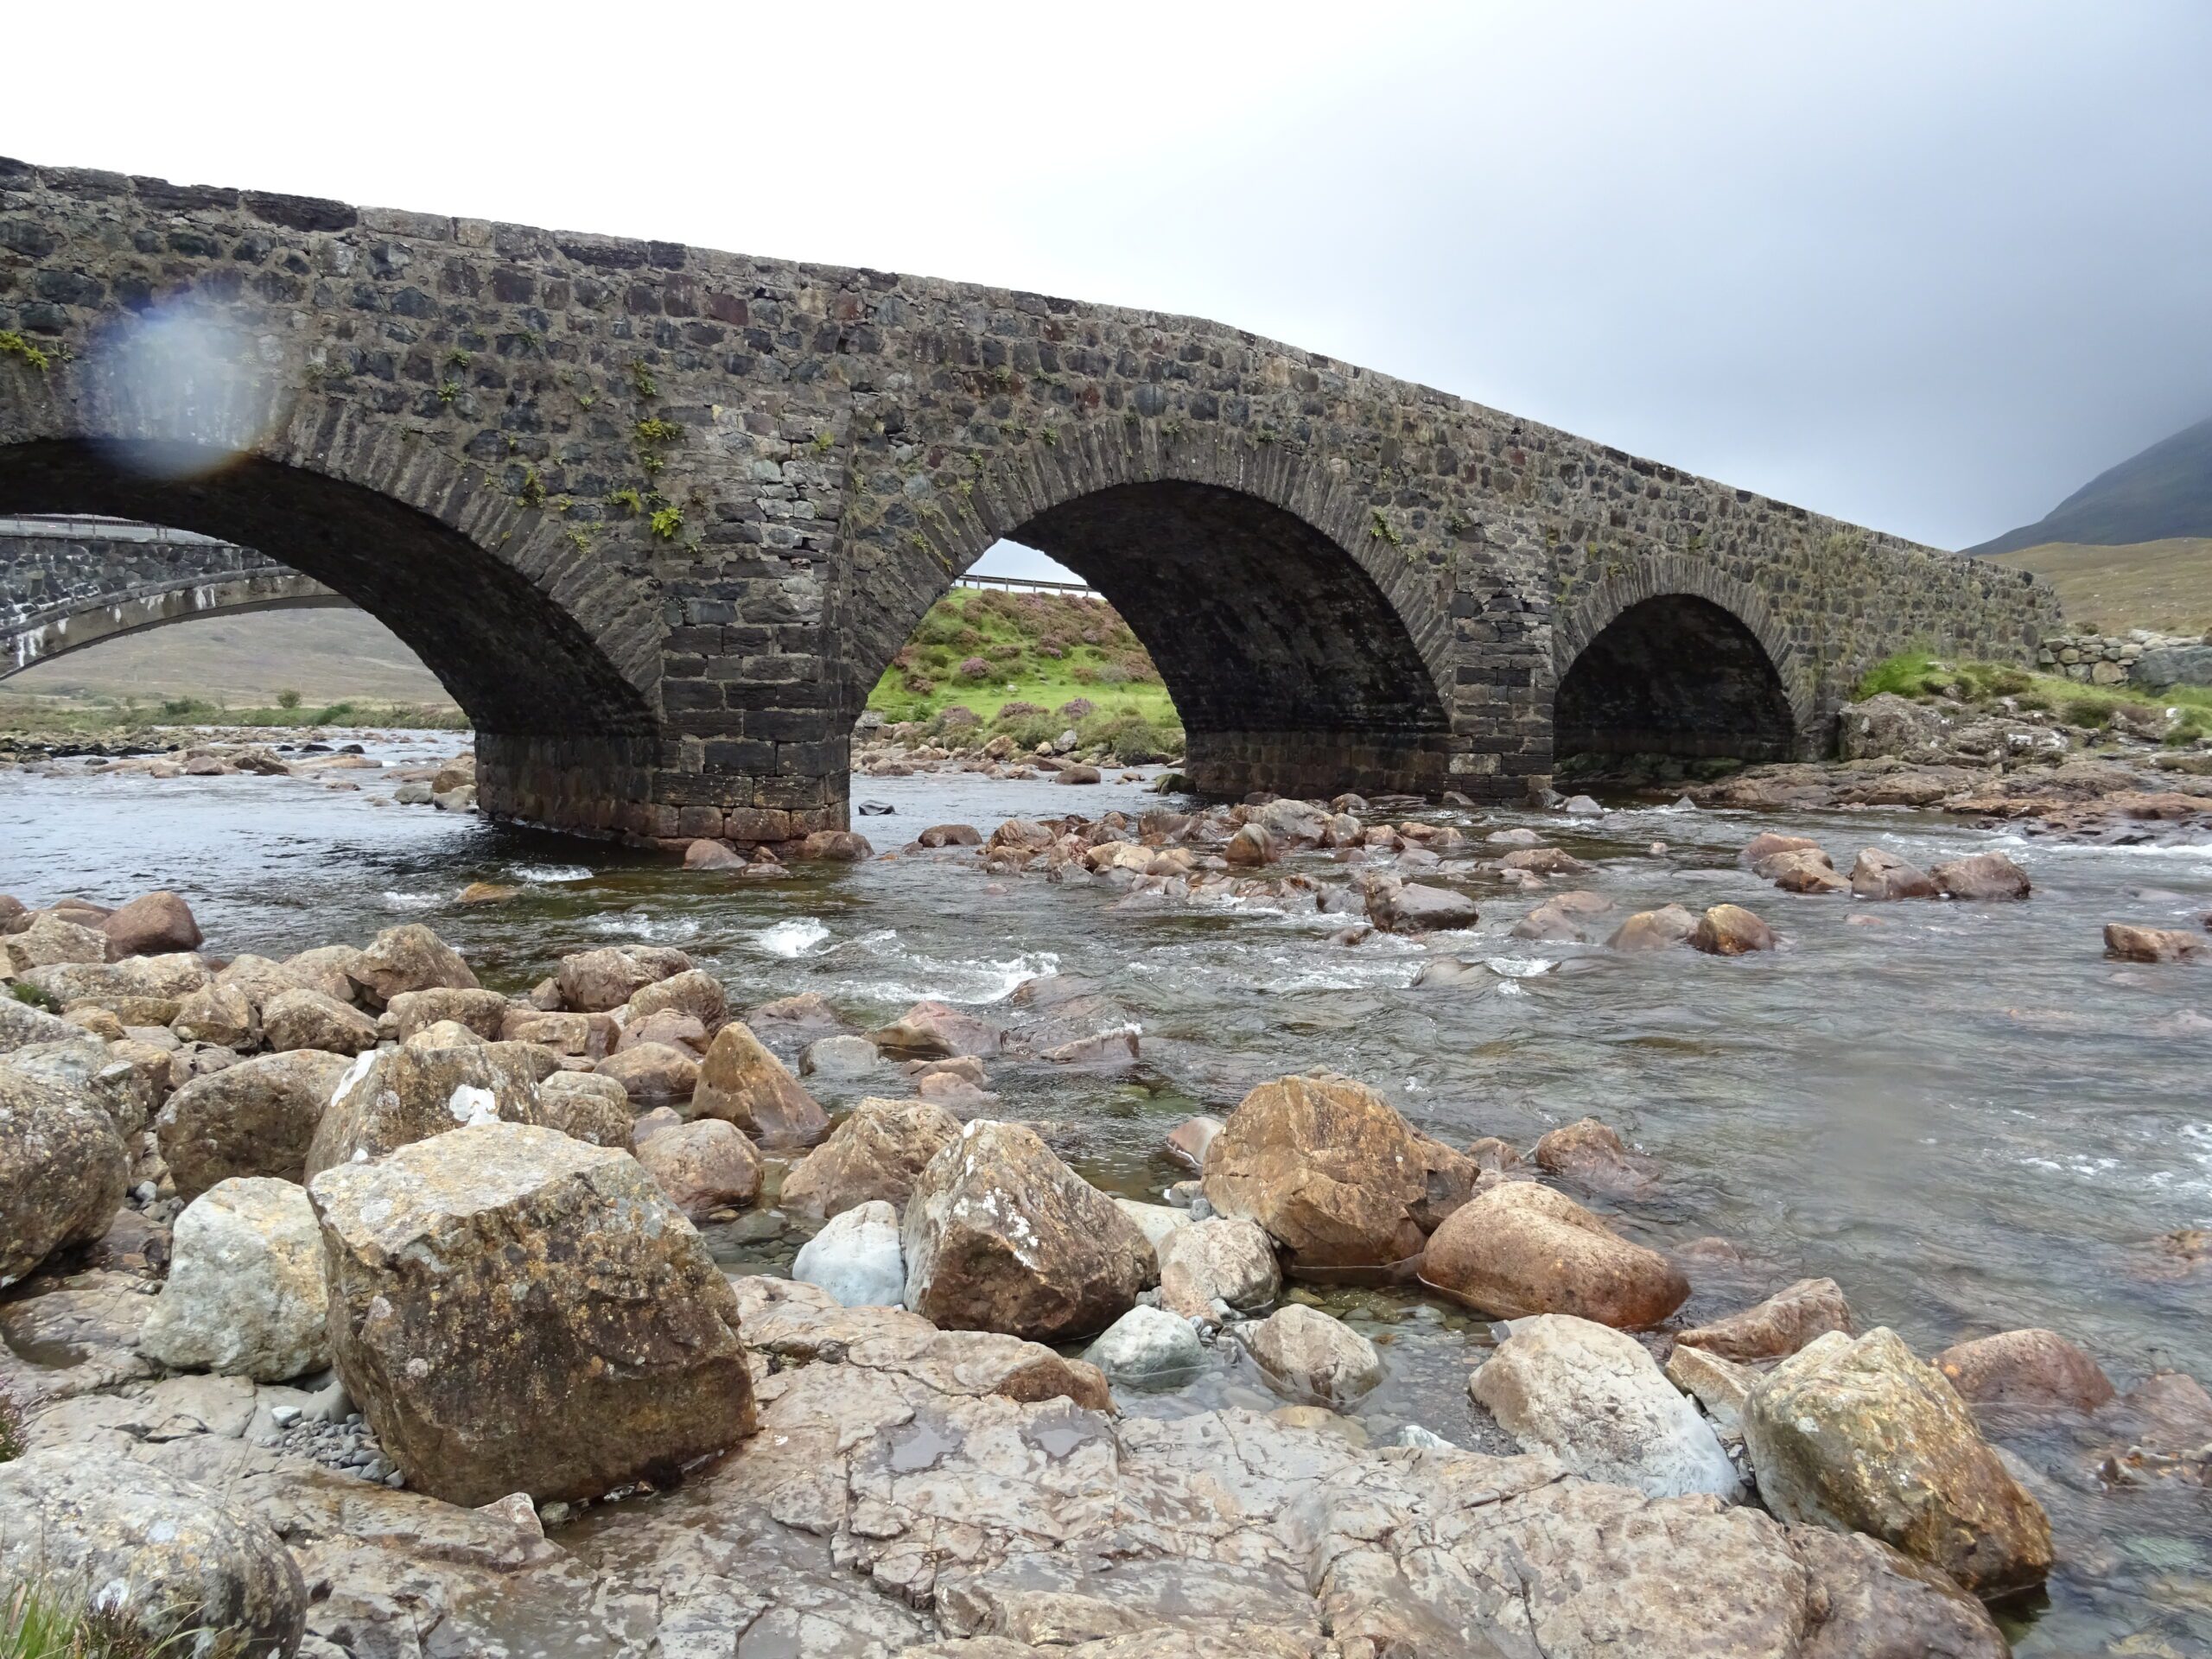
[86,302,289,480]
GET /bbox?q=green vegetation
[648,505,683,540]
[1984,537,2212,634]
[1853,649,2212,744]
[0,1381,18,1459]
[865,588,1182,757]
[0,693,469,737]
[0,332,49,372]
[2,1575,202,1658]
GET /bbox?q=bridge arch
[1552,558,1811,763]
[838,424,1459,798]
[0,383,666,833]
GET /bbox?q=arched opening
[853,480,1454,799]
[1554,594,1795,764]
[0,441,654,739]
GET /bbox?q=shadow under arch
[1554,592,1796,761]
[0,438,657,739]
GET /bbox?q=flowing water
[5,739,2210,1650]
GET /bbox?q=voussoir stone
[345,923,480,1007]
[779,1096,963,1220]
[0,1448,305,1656]
[303,1038,543,1179]
[1471,1313,1740,1499]
[1420,1179,1689,1329]
[156,1047,354,1199]
[901,1119,1154,1342]
[261,985,378,1055]
[309,1120,758,1508]
[140,1176,328,1382]
[1203,1073,1473,1267]
[690,1019,827,1144]
[1743,1326,2054,1598]
[0,1060,129,1286]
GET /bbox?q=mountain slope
[1983,537,2212,634]
[1968,412,2212,556]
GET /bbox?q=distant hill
[7,609,456,706]
[1968,412,2212,556]
[1984,537,2212,635]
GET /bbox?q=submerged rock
[2104,922,2207,963]
[1743,1327,2053,1598]
[140,1176,327,1382]
[1420,1180,1688,1328]
[1084,1303,1206,1389]
[1607,903,1700,951]
[901,1120,1154,1342]
[872,998,1005,1059]
[1677,1277,1853,1362]
[310,1121,757,1507]
[1236,1303,1382,1405]
[1934,1326,2116,1414]
[1471,1313,1740,1499]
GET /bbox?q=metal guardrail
[0,516,232,545]
[955,573,1102,598]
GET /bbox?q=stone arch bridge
[0,156,2059,842]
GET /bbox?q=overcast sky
[12,3,2209,582]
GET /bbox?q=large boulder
[155,1048,353,1200]
[3,1035,158,1137]
[691,1020,828,1144]
[632,1117,763,1217]
[1471,1313,1740,1499]
[282,944,365,1002]
[594,1039,700,1106]
[0,1448,305,1656]
[1235,1303,1382,1405]
[1933,1327,2116,1414]
[556,944,694,1012]
[1365,879,1480,933]
[1851,849,1938,900]
[1157,1215,1282,1318]
[791,1198,906,1307]
[1,912,108,975]
[1743,1327,2054,1598]
[309,1120,758,1507]
[1930,852,2031,902]
[901,1120,1154,1342]
[1531,1116,1656,1195]
[100,889,203,958]
[2104,922,2208,963]
[304,1039,543,1179]
[140,1176,328,1381]
[1690,903,1777,956]
[171,979,256,1048]
[0,1061,129,1286]
[1420,1180,1688,1328]
[627,966,729,1032]
[346,923,479,1007]
[779,1096,963,1220]
[1606,904,1700,952]
[1202,1074,1473,1267]
[261,985,378,1055]
[386,986,511,1040]
[1764,850,1850,895]
[1676,1277,1853,1362]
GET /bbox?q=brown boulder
[871,998,1003,1059]
[499,1007,617,1059]
[1420,1180,1688,1328]
[100,891,202,958]
[1677,1277,1853,1362]
[633,1117,763,1217]
[1607,903,1699,952]
[155,1048,354,1199]
[345,924,479,1007]
[799,829,872,861]
[1738,832,1824,868]
[1204,1074,1467,1267]
[683,837,745,870]
[2104,923,2207,963]
[779,1096,963,1220]
[901,1120,1154,1341]
[170,981,255,1048]
[1764,850,1851,894]
[1690,903,1776,956]
[1850,849,1938,900]
[594,1040,700,1106]
[1498,846,1592,876]
[534,1071,635,1149]
[1365,880,1480,934]
[0,1063,129,1284]
[281,944,364,1003]
[556,944,695,1012]
[1532,1117,1656,1195]
[260,987,378,1056]
[310,1121,757,1507]
[617,1009,711,1056]
[626,967,729,1032]
[1164,1114,1224,1171]
[1931,851,2031,901]
[1224,823,1274,866]
[691,1020,827,1145]
[386,987,511,1041]
[916,823,982,848]
[1933,1327,2115,1414]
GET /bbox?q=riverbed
[4,741,2209,1651]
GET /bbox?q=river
[4,737,2209,1651]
